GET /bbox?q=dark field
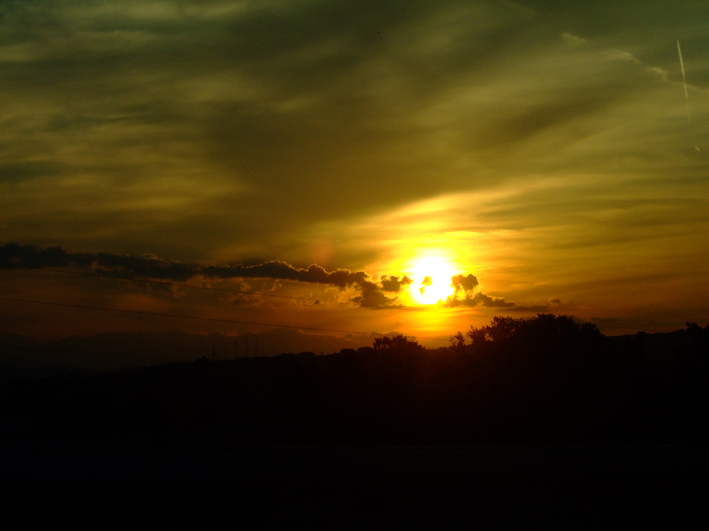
[2,316,708,527]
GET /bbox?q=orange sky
[2,1,709,349]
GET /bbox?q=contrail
[677,39,690,123]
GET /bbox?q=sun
[409,255,457,305]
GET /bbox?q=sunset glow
[1,0,709,355]
[410,256,457,305]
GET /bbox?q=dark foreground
[2,446,707,528]
[2,317,709,527]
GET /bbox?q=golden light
[409,255,457,305]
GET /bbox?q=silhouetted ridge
[1,316,709,448]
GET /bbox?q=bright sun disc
[409,256,456,304]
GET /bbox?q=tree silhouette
[373,335,424,353]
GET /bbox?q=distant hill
[0,327,381,377]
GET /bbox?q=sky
[1,0,709,350]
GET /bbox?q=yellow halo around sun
[409,255,457,305]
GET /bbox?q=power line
[0,296,450,343]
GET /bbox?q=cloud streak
[677,39,690,123]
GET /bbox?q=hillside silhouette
[2,314,708,448]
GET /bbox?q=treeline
[2,315,708,448]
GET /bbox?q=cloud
[0,242,367,284]
[204,261,370,287]
[471,292,516,308]
[645,66,669,82]
[231,294,261,306]
[350,284,402,310]
[0,242,403,309]
[444,291,516,309]
[507,304,550,313]
[439,269,500,308]
[419,275,432,295]
[0,242,96,270]
[1,2,707,330]
[603,48,639,64]
[442,272,547,311]
[561,33,586,46]
[380,275,413,293]
[443,291,548,311]
[451,273,479,295]
[0,0,555,263]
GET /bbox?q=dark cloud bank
[0,243,411,308]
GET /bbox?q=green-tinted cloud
[0,1,707,333]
